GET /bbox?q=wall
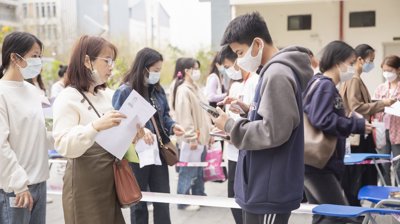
[233,0,400,92]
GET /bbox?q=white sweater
[0,80,51,194]
[52,87,113,158]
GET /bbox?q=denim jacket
[112,84,175,144]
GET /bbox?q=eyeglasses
[95,57,115,67]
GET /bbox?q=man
[212,12,313,224]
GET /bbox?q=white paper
[95,89,156,159]
[179,141,204,162]
[136,134,162,168]
[385,101,400,117]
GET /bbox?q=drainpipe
[339,0,344,41]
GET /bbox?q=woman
[112,47,185,224]
[172,57,213,211]
[304,41,372,224]
[340,44,395,205]
[52,35,127,224]
[205,54,227,107]
[0,32,52,224]
[374,55,400,185]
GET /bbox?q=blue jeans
[0,181,47,224]
[177,148,206,209]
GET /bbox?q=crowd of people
[1,11,400,224]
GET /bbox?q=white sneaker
[182,205,200,211]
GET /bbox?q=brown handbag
[113,158,142,208]
[303,79,338,169]
[150,117,179,166]
[76,89,142,208]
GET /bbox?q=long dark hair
[172,57,198,110]
[319,41,355,73]
[26,74,46,92]
[355,44,374,60]
[208,53,221,77]
[123,47,163,99]
[0,32,43,78]
[66,35,117,93]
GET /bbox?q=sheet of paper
[385,101,400,117]
[95,89,156,159]
[179,141,204,162]
[136,134,161,168]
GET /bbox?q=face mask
[339,64,355,82]
[225,66,242,80]
[383,71,397,82]
[16,54,42,79]
[147,71,161,84]
[91,69,104,86]
[191,69,201,81]
[362,62,375,73]
[237,39,264,72]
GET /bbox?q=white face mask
[191,69,201,81]
[339,64,355,82]
[16,54,42,79]
[236,39,264,73]
[225,66,242,80]
[147,71,161,84]
[383,71,397,82]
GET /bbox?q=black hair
[220,12,273,46]
[26,74,46,92]
[208,53,221,77]
[172,57,198,110]
[219,45,237,64]
[355,44,375,60]
[0,31,43,78]
[123,47,163,99]
[319,41,355,73]
[58,65,68,78]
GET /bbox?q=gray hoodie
[224,46,313,214]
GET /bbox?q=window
[350,11,375,27]
[47,2,51,18]
[52,2,56,17]
[41,3,45,17]
[288,15,312,31]
[23,3,27,18]
[36,3,39,18]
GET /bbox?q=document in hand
[136,134,162,168]
[385,101,400,117]
[179,141,204,162]
[95,89,156,159]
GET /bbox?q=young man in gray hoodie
[212,12,313,224]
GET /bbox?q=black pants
[305,170,361,224]
[130,162,171,224]
[341,134,377,206]
[242,211,290,224]
[228,160,243,224]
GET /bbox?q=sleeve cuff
[14,185,29,195]
[86,123,99,140]
[224,118,235,133]
[356,118,366,134]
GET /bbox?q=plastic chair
[358,185,400,205]
[313,204,400,224]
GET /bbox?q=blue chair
[344,153,392,186]
[313,204,400,224]
[358,185,400,205]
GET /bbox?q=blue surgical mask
[147,71,161,84]
[362,62,374,73]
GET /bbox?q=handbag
[113,158,142,208]
[150,117,179,166]
[303,79,338,169]
[76,89,142,207]
[203,141,226,182]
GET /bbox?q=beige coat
[174,82,212,145]
[340,75,385,121]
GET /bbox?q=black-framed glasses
[95,57,115,67]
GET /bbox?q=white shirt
[50,80,65,98]
[0,80,51,193]
[226,73,259,162]
[52,87,113,158]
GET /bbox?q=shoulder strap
[150,117,164,147]
[76,89,101,118]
